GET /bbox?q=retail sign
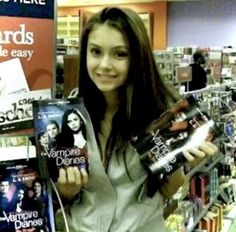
[0,0,54,18]
[0,0,55,90]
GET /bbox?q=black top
[184,63,207,91]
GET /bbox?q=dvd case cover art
[130,95,221,183]
[0,152,55,232]
[32,98,89,182]
[0,89,52,133]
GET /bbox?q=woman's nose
[99,54,112,70]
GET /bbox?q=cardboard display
[0,1,55,91]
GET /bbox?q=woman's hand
[169,117,218,162]
[56,166,88,200]
[182,140,218,162]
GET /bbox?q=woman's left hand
[182,140,218,162]
[169,120,218,162]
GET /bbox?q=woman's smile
[96,73,117,79]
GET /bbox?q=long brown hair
[79,7,177,142]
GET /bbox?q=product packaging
[32,98,89,182]
[130,95,221,184]
[0,146,55,232]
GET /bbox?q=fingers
[73,167,82,185]
[57,167,89,200]
[58,168,67,184]
[58,167,88,186]
[80,168,89,185]
[198,141,218,156]
[67,167,77,184]
[183,150,195,162]
[188,148,206,158]
[184,141,218,163]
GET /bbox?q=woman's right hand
[57,167,88,200]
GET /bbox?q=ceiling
[57,0,203,7]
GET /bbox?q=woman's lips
[97,73,116,79]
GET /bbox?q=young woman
[56,7,217,232]
[55,108,87,149]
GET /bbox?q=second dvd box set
[130,95,221,183]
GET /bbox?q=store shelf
[57,15,79,49]
[186,191,221,232]
[57,44,78,48]
[185,152,223,182]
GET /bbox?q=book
[32,97,89,182]
[0,58,29,97]
[129,95,221,190]
[0,88,52,133]
[0,146,55,232]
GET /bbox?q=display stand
[166,81,236,232]
[0,0,56,92]
[0,2,57,231]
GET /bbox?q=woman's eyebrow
[88,42,128,49]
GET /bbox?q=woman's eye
[115,51,128,58]
[90,48,101,56]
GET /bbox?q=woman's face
[86,24,130,94]
[67,112,81,131]
[34,182,42,195]
[18,189,24,200]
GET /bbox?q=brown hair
[78,7,177,142]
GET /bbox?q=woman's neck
[98,91,119,163]
[103,91,119,115]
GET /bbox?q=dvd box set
[0,147,55,232]
[32,97,89,181]
[130,95,221,184]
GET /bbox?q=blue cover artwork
[32,98,89,182]
[0,158,54,232]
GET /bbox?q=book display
[57,15,79,55]
[161,46,236,91]
[164,83,236,232]
[153,50,174,84]
[2,0,236,229]
[0,1,57,231]
[0,146,55,232]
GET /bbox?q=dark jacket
[185,63,207,91]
